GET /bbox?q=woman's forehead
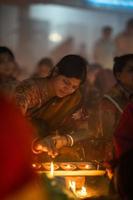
[60,75,81,84]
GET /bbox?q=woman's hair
[54,54,88,84]
[116,149,133,200]
[0,46,15,62]
[113,54,133,78]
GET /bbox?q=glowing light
[86,0,133,10]
[69,180,76,193]
[46,162,54,179]
[76,186,88,198]
[32,163,36,168]
[65,164,71,169]
[48,32,62,42]
[50,162,54,178]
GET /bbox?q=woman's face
[53,75,81,98]
[116,60,133,90]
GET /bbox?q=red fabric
[0,95,36,199]
[114,103,133,159]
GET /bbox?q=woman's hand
[33,135,68,158]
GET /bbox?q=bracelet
[31,137,42,154]
[66,134,74,147]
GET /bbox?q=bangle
[31,137,42,154]
[66,134,74,146]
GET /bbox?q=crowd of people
[1,17,133,200]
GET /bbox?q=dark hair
[116,149,133,200]
[127,18,133,28]
[55,54,87,84]
[113,54,133,78]
[37,57,53,69]
[102,26,112,32]
[0,46,15,62]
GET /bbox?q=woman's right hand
[33,136,58,158]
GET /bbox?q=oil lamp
[60,163,76,170]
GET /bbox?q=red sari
[114,103,133,159]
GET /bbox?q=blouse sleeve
[15,79,42,115]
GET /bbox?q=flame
[85,164,89,169]
[76,186,88,198]
[50,162,54,178]
[69,180,76,193]
[80,186,87,196]
[32,163,36,168]
[66,164,71,169]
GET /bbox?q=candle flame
[66,164,71,169]
[76,186,88,198]
[80,186,87,195]
[85,165,89,169]
[69,180,76,193]
[50,162,54,178]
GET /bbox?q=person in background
[93,26,115,70]
[82,63,102,111]
[77,42,89,62]
[114,103,133,160]
[0,46,20,99]
[15,54,88,160]
[115,18,133,56]
[32,57,54,78]
[95,68,116,96]
[87,54,133,162]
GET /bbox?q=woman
[15,54,88,159]
[87,54,133,161]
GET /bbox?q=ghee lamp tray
[32,162,106,176]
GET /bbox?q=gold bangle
[66,134,74,146]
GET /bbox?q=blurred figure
[115,149,133,200]
[0,93,74,200]
[95,68,116,95]
[32,57,53,78]
[93,26,115,69]
[83,63,102,111]
[87,54,133,162]
[114,103,133,160]
[115,18,133,56]
[77,42,89,61]
[0,46,20,99]
[0,93,44,200]
[98,54,133,162]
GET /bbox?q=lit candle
[50,162,54,177]
[47,162,54,179]
[69,180,76,193]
